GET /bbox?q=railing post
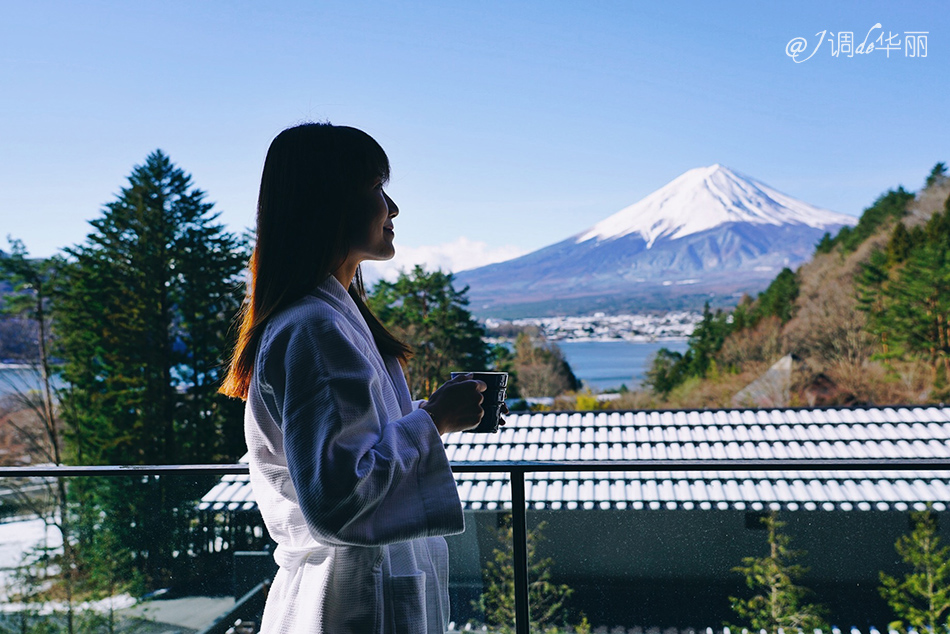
[511,468,530,634]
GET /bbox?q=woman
[221,122,488,633]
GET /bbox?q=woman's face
[350,176,398,263]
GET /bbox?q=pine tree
[857,248,895,357]
[56,150,248,465]
[686,303,731,379]
[729,512,826,634]
[755,267,800,324]
[886,244,950,371]
[880,510,950,633]
[925,162,948,189]
[886,222,913,265]
[856,205,950,388]
[814,232,834,254]
[643,306,729,398]
[644,347,687,397]
[53,150,250,587]
[838,187,915,253]
[368,266,490,399]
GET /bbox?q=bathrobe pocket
[390,571,427,634]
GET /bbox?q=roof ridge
[508,404,948,416]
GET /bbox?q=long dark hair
[221,123,412,400]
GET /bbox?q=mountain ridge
[457,165,856,317]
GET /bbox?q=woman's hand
[421,373,487,435]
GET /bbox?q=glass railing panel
[446,469,515,631]
[0,472,270,634]
[5,465,949,633]
[523,469,950,633]
[0,469,502,634]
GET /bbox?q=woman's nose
[386,193,399,217]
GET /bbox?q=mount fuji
[456,165,857,317]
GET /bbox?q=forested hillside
[633,163,950,409]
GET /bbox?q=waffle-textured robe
[245,275,464,634]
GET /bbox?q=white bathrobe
[245,275,464,634]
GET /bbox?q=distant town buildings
[485,311,702,342]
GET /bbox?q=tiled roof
[199,405,950,512]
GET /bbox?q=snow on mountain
[457,164,858,316]
[576,164,856,248]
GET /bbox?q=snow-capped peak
[575,165,856,248]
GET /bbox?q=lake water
[0,366,65,399]
[556,340,690,391]
[0,340,690,398]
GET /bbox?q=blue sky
[1,1,946,277]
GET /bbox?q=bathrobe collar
[309,274,413,414]
[310,275,373,340]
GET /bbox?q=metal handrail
[4,458,950,634]
[4,458,950,477]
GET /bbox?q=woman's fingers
[426,374,494,434]
[496,402,509,427]
[462,380,486,430]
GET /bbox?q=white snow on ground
[0,516,137,613]
[0,593,136,614]
[0,516,62,596]
[576,164,857,248]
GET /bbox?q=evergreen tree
[731,294,754,331]
[56,150,248,465]
[729,512,826,634]
[819,187,914,255]
[644,271,795,398]
[814,232,834,255]
[53,150,250,587]
[686,303,731,379]
[368,266,491,399]
[898,246,949,357]
[927,203,950,245]
[925,162,948,189]
[836,187,914,253]
[643,302,731,398]
[858,207,950,390]
[880,510,950,633]
[755,267,799,324]
[857,248,894,357]
[833,225,854,251]
[644,347,687,397]
[887,222,913,265]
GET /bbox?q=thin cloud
[361,237,527,285]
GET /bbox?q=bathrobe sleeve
[258,307,464,548]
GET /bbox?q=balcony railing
[3,458,950,634]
